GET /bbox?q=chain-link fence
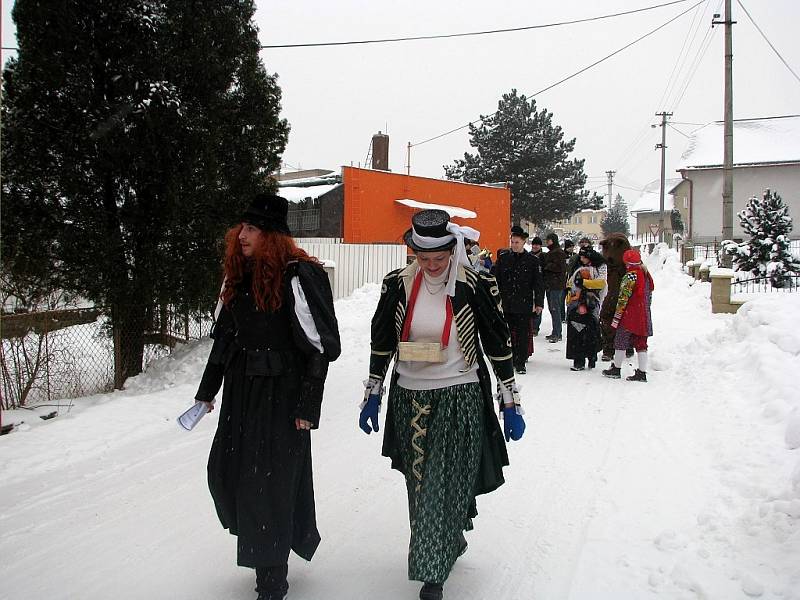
[1,305,212,410]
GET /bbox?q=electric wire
[411,0,705,148]
[669,22,719,112]
[258,0,694,49]
[736,0,800,86]
[654,0,710,110]
[661,0,718,108]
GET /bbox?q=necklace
[423,275,446,294]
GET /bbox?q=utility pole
[713,1,735,265]
[406,142,412,176]
[655,111,672,244]
[605,170,616,209]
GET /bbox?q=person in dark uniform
[492,226,544,374]
[195,193,341,600]
[528,236,545,335]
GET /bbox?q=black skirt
[565,308,602,361]
[207,349,319,568]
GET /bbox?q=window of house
[574,216,582,224]
[683,196,689,209]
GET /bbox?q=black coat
[541,246,568,290]
[195,261,340,567]
[492,249,544,314]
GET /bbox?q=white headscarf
[412,222,481,297]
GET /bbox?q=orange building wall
[342,167,511,257]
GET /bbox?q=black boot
[625,348,635,358]
[626,369,647,382]
[420,582,444,600]
[602,365,621,379]
[256,565,288,600]
[570,359,585,371]
[587,357,596,369]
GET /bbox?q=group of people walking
[191,196,653,600]
[492,226,654,380]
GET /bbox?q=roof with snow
[677,115,800,170]
[395,199,477,218]
[629,178,682,214]
[279,183,341,204]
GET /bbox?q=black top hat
[531,236,543,246]
[510,225,528,239]
[241,193,290,235]
[403,209,457,253]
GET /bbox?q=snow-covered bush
[722,188,800,287]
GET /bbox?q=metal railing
[730,274,799,296]
[287,208,321,232]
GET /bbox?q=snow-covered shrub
[722,189,800,287]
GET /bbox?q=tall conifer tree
[444,89,588,224]
[2,0,290,383]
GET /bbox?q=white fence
[296,241,408,299]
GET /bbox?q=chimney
[371,131,389,171]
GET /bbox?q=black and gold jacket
[369,261,517,394]
[369,261,518,496]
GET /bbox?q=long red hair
[221,224,318,312]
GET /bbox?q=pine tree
[1,0,289,384]
[670,208,685,234]
[601,194,630,236]
[444,89,588,225]
[723,189,800,287]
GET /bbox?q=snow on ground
[1,247,798,600]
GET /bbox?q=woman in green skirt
[359,209,526,600]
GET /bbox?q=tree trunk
[112,303,147,389]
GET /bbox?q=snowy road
[2,248,798,600]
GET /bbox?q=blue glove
[503,406,525,442]
[359,394,381,434]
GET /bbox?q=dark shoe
[626,369,647,382]
[601,353,613,362]
[546,335,562,343]
[570,365,585,371]
[587,360,596,369]
[602,365,621,379]
[256,565,288,600]
[626,348,635,358]
[420,582,444,600]
[515,365,527,374]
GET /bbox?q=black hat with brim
[403,209,457,253]
[242,193,291,235]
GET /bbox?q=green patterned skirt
[390,382,484,584]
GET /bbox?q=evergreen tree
[601,194,630,236]
[444,89,588,224]
[2,0,289,384]
[670,208,685,233]
[723,189,800,287]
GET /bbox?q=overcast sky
[3,0,800,202]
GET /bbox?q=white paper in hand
[177,402,210,431]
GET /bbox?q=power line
[669,22,718,111]
[258,0,694,49]
[736,0,800,86]
[654,0,709,110]
[411,0,705,148]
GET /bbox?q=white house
[675,114,800,243]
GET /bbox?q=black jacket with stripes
[369,261,517,497]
